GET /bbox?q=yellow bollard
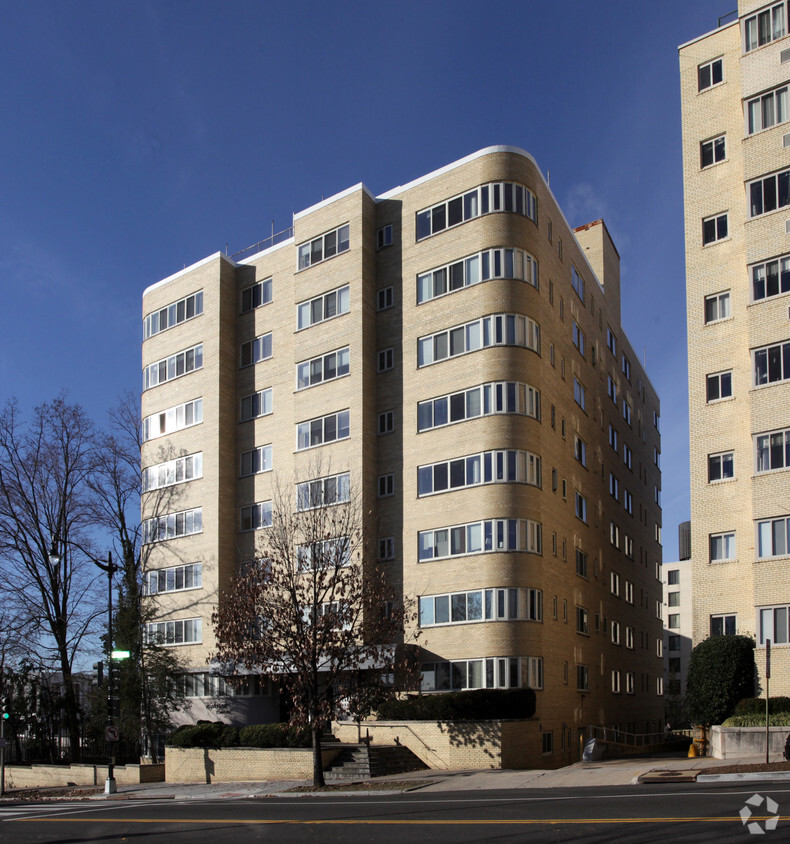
[688,742,698,758]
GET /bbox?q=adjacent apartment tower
[141,146,664,764]
[681,1,790,694]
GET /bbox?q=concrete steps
[323,743,428,782]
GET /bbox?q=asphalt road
[2,783,790,842]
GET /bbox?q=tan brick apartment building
[681,2,790,694]
[141,146,664,762]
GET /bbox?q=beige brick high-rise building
[681,2,790,694]
[141,146,664,763]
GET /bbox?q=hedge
[167,721,310,749]
[734,697,790,716]
[239,723,311,748]
[723,713,790,727]
[376,688,536,721]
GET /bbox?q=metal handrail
[229,226,294,261]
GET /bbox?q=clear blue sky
[0,0,728,561]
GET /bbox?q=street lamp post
[93,552,119,795]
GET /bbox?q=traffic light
[1,697,9,720]
[92,661,104,688]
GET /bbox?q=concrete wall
[4,763,164,789]
[710,725,790,759]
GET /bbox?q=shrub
[239,723,311,748]
[167,721,239,748]
[723,713,790,727]
[734,697,790,716]
[685,635,755,726]
[377,688,536,721]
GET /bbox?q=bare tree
[0,397,102,759]
[213,475,415,786]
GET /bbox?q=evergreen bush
[377,688,536,721]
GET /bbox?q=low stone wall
[165,746,342,783]
[710,725,790,759]
[332,719,542,770]
[4,763,165,789]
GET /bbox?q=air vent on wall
[782,48,790,63]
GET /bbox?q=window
[667,591,681,608]
[575,493,588,523]
[626,626,635,649]
[379,537,395,560]
[418,517,542,561]
[296,410,350,450]
[297,347,350,389]
[573,378,586,410]
[142,398,202,442]
[420,656,534,692]
[542,730,553,753]
[755,340,790,385]
[607,328,617,356]
[751,254,790,301]
[577,665,589,691]
[608,376,617,404]
[757,515,790,557]
[297,223,350,270]
[378,474,394,497]
[378,410,394,435]
[698,57,723,91]
[416,181,537,241]
[759,605,790,643]
[622,354,631,381]
[180,673,268,699]
[747,85,788,134]
[710,531,736,561]
[572,320,585,356]
[417,247,538,304]
[419,587,543,627]
[417,448,541,496]
[609,473,620,500]
[377,224,393,249]
[757,428,790,471]
[377,286,394,310]
[624,535,634,559]
[609,425,619,451]
[143,344,203,390]
[241,501,273,532]
[377,348,394,372]
[142,508,202,544]
[144,563,202,595]
[625,672,635,694]
[297,285,351,330]
[744,3,786,52]
[668,635,680,651]
[417,380,540,431]
[611,622,621,645]
[574,435,587,467]
[623,489,633,514]
[700,135,726,168]
[576,607,589,635]
[575,549,588,578]
[571,266,585,302]
[417,312,540,367]
[749,169,790,217]
[623,444,632,469]
[706,370,733,401]
[711,614,736,636]
[667,569,680,586]
[241,332,273,367]
[705,291,730,323]
[623,400,632,426]
[296,473,350,511]
[240,445,272,477]
[702,213,728,244]
[237,389,273,426]
[611,571,621,596]
[610,522,620,549]
[708,451,734,481]
[142,453,203,492]
[144,290,203,339]
[145,618,202,646]
[241,278,272,314]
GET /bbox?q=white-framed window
[703,213,728,245]
[377,348,394,372]
[297,347,350,389]
[609,473,619,500]
[575,549,588,578]
[624,489,633,514]
[378,410,394,435]
[759,605,790,643]
[296,473,350,511]
[623,400,632,426]
[297,410,350,450]
[378,473,394,497]
[710,531,736,561]
[711,613,736,636]
[611,669,621,693]
[623,444,632,469]
[611,571,621,596]
[755,339,790,385]
[749,169,790,217]
[625,672,635,694]
[416,181,537,241]
[668,591,680,607]
[624,535,634,558]
[574,435,587,467]
[612,621,622,647]
[698,57,723,91]
[241,278,272,314]
[575,492,588,523]
[752,254,790,301]
[747,84,788,134]
[573,378,586,410]
[241,388,272,422]
[417,448,541,496]
[297,285,350,330]
[419,586,543,627]
[527,657,544,691]
[142,507,202,544]
[541,728,552,752]
[609,424,619,451]
[417,313,540,367]
[756,427,790,471]
[297,223,350,270]
[572,320,585,356]
[240,445,272,477]
[418,517,542,561]
[142,453,203,492]
[379,537,395,560]
[705,291,730,323]
[143,344,203,391]
[610,522,620,549]
[417,381,540,431]
[377,286,394,311]
[706,370,733,401]
[240,333,272,367]
[757,515,790,558]
[145,618,202,646]
[626,626,635,649]
[144,563,202,595]
[417,247,538,304]
[744,2,787,52]
[571,266,585,302]
[577,664,590,691]
[576,606,589,635]
[377,224,393,249]
[144,290,203,339]
[656,677,664,696]
[708,451,734,481]
[296,537,351,571]
[700,135,726,168]
[420,656,534,693]
[180,673,268,699]
[241,501,272,532]
[142,398,202,442]
[608,376,617,404]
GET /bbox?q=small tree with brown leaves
[213,477,413,786]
